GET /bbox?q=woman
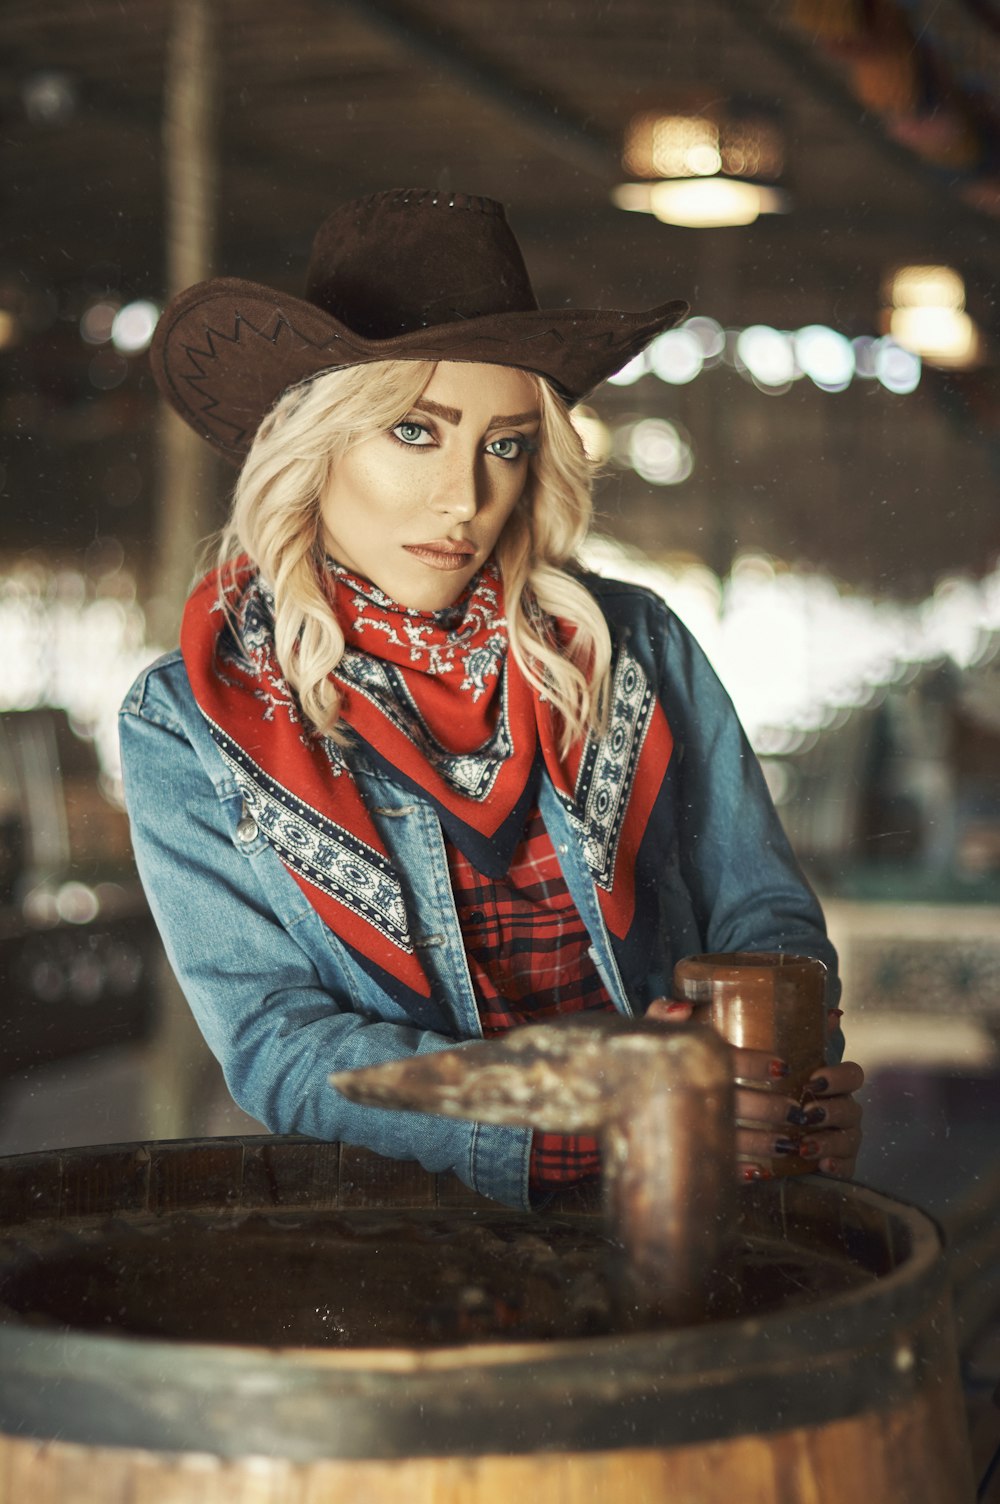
[121,188,863,1208]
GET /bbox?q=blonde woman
[121,190,862,1208]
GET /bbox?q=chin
[384,562,476,613]
[405,582,471,612]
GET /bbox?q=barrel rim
[0,1136,959,1459]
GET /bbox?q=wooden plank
[336,1143,436,1209]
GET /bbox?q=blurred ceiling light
[112,300,159,354]
[606,351,649,387]
[626,418,694,486]
[874,339,921,394]
[685,316,727,360]
[889,306,980,367]
[616,104,788,229]
[613,177,787,229]
[0,311,20,350]
[624,110,784,180]
[22,71,78,125]
[647,327,704,384]
[569,405,612,463]
[651,177,764,228]
[80,301,118,345]
[883,264,980,368]
[88,351,129,390]
[888,265,965,310]
[793,325,855,392]
[851,335,879,379]
[735,325,798,390]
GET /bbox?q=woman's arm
[657,607,842,1022]
[118,664,531,1206]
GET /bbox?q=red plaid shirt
[446,806,618,1196]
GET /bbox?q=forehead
[415,361,538,412]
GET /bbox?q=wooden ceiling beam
[331,0,622,180]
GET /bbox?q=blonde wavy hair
[217,360,611,754]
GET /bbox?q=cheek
[334,452,421,524]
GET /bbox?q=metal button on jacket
[236,815,259,844]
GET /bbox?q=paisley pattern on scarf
[181,558,673,1005]
[330,560,508,701]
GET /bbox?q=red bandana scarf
[181,558,673,1005]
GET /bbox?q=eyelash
[389,421,536,462]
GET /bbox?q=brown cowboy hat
[149,188,689,464]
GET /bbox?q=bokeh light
[624,418,694,485]
[607,351,649,387]
[0,562,162,801]
[112,300,159,354]
[609,318,923,396]
[875,338,921,394]
[80,301,119,345]
[684,316,727,362]
[88,351,129,390]
[581,538,1000,773]
[735,325,797,390]
[647,328,704,385]
[793,325,855,392]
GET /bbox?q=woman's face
[319,361,539,611]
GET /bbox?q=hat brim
[150,277,690,463]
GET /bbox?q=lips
[403,541,476,571]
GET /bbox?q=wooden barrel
[0,1136,975,1503]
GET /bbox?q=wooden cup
[672,951,828,1178]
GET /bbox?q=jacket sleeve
[118,668,531,1207]
[655,603,844,1061]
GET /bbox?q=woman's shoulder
[575,569,681,635]
[119,648,199,734]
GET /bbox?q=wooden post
[144,0,223,1135]
[149,0,220,646]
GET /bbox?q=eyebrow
[413,399,541,430]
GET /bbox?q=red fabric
[447,807,617,1193]
[181,557,673,1006]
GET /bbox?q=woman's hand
[646,999,864,1181]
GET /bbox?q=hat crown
[304,189,539,341]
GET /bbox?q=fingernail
[786,1106,810,1126]
[827,1009,844,1021]
[742,1165,773,1182]
[774,1136,800,1155]
[662,1002,690,1015]
[807,1076,829,1095]
[797,1138,821,1159]
[819,1158,839,1175]
[769,1059,789,1079]
[803,1105,826,1126]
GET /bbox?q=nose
[432,452,482,522]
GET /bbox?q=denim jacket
[119,577,840,1209]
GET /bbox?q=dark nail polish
[774,1136,800,1155]
[807,1076,829,1095]
[804,1105,826,1126]
[798,1138,821,1159]
[786,1106,810,1126]
[769,1059,789,1079]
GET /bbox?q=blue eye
[487,436,530,461]
[392,421,432,446]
